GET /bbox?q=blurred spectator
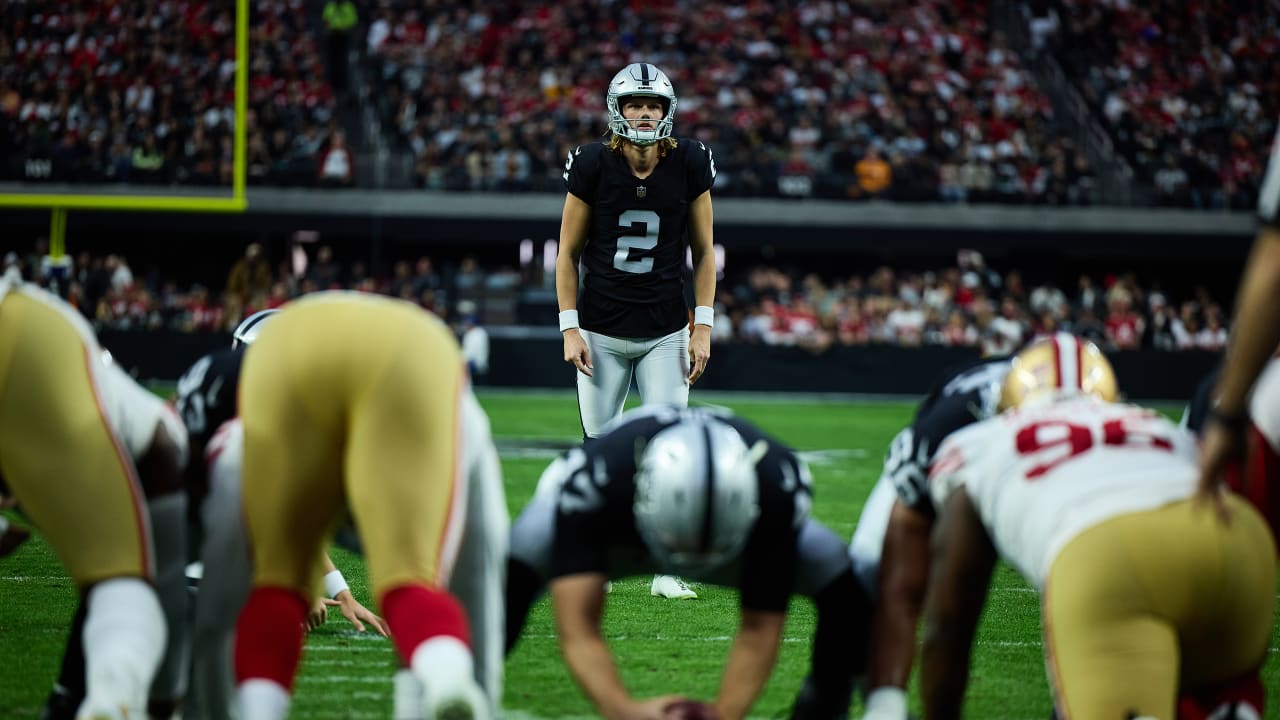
[226,243,273,307]
[851,147,892,200]
[318,130,354,187]
[307,245,342,289]
[106,255,133,292]
[322,1,358,99]
[456,300,490,379]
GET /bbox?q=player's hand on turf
[1196,420,1242,522]
[307,596,338,632]
[688,326,711,384]
[334,589,390,637]
[564,329,593,377]
[613,695,684,720]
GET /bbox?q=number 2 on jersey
[614,209,660,274]
[1016,413,1173,479]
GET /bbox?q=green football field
[1,390,1276,718]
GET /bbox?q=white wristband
[0,515,8,535]
[693,305,714,328]
[323,570,350,599]
[558,309,580,332]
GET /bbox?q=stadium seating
[366,0,1097,203]
[1033,0,1279,209]
[0,1,346,187]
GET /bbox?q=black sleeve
[685,140,717,200]
[738,447,809,613]
[176,348,242,511]
[549,444,638,579]
[891,359,1008,515]
[884,426,934,517]
[1258,123,1280,228]
[564,143,602,204]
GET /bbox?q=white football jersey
[98,354,189,466]
[1249,357,1280,453]
[929,395,1199,589]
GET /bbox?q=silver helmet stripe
[699,421,715,554]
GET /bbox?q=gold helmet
[999,333,1118,411]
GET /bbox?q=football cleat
[651,574,698,600]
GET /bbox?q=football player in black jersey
[556,61,718,600]
[505,406,870,720]
[851,356,1010,720]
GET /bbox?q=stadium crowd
[6,0,1274,210]
[1028,0,1280,209]
[370,0,1097,204]
[0,0,346,187]
[2,241,1229,355]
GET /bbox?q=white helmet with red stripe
[999,333,1118,411]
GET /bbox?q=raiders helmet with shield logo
[606,63,678,146]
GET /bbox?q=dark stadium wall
[101,330,1220,404]
[0,207,1253,307]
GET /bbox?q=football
[663,699,719,720]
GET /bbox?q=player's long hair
[608,135,677,157]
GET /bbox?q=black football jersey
[563,138,716,337]
[887,357,1011,516]
[175,346,244,508]
[548,405,810,612]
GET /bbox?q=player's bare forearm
[715,609,783,720]
[556,254,581,313]
[870,501,931,689]
[689,191,716,308]
[1215,226,1280,414]
[556,193,591,312]
[921,493,995,720]
[552,575,633,718]
[560,633,636,719]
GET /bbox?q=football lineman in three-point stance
[231,292,506,720]
[0,277,168,718]
[921,334,1274,719]
[506,406,871,720]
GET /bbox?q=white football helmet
[607,63,677,146]
[633,417,765,575]
[231,308,279,349]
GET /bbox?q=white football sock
[236,678,291,720]
[393,668,423,719]
[410,636,476,701]
[80,577,167,714]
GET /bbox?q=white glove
[860,686,909,720]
